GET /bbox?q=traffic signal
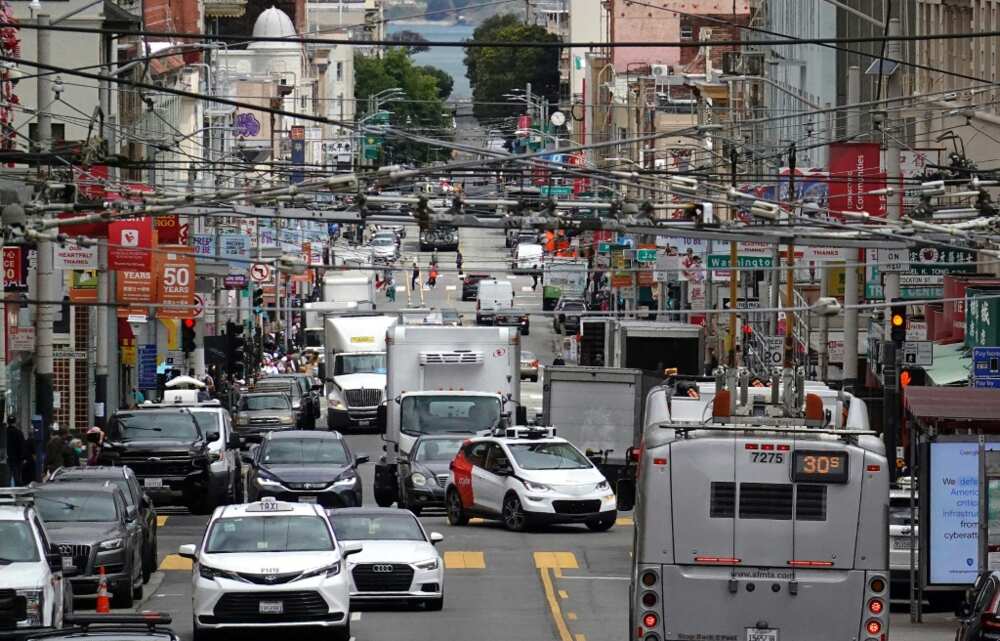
[252,288,264,314]
[900,367,926,388]
[226,321,247,376]
[181,319,196,353]
[890,302,907,344]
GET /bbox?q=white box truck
[303,301,374,363]
[324,314,398,431]
[322,272,376,307]
[373,325,523,507]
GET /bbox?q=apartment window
[336,61,343,82]
[28,122,65,146]
[300,94,308,110]
[680,21,693,40]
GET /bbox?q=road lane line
[351,612,362,621]
[558,590,568,599]
[616,516,634,526]
[575,635,587,641]
[558,575,629,581]
[443,551,486,569]
[156,516,169,527]
[538,566,573,641]
[158,554,192,571]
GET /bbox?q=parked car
[244,430,368,508]
[47,466,159,583]
[553,297,587,335]
[327,507,444,610]
[233,393,296,442]
[461,273,491,301]
[494,308,529,336]
[398,435,466,515]
[32,483,145,608]
[520,350,540,382]
[889,486,918,595]
[956,571,1000,641]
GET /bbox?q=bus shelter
[905,388,1000,622]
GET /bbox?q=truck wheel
[586,515,616,532]
[446,489,468,526]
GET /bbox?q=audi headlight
[414,558,439,571]
[98,537,124,551]
[299,561,341,579]
[198,563,243,582]
[15,589,42,627]
[411,472,428,487]
[595,480,610,492]
[523,480,551,493]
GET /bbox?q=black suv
[47,466,158,583]
[32,483,145,608]
[25,613,179,641]
[99,408,222,514]
[461,273,491,301]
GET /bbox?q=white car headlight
[595,480,610,492]
[411,473,427,487]
[256,474,283,487]
[523,480,550,493]
[414,558,439,570]
[299,561,341,579]
[99,537,124,551]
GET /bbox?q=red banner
[155,214,181,244]
[116,269,154,318]
[109,217,154,271]
[3,246,22,290]
[828,142,886,219]
[156,245,196,319]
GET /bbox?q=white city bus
[627,376,889,641]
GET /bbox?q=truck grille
[249,417,281,425]
[552,500,601,515]
[344,388,383,408]
[352,564,415,592]
[212,591,329,623]
[120,456,191,477]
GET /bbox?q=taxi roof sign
[245,497,295,513]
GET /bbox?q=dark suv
[47,466,158,583]
[254,378,315,429]
[461,274,491,302]
[32,483,145,608]
[99,408,222,514]
[553,297,587,335]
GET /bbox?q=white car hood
[1,562,49,589]
[340,539,437,565]
[333,373,386,391]
[520,467,606,487]
[200,550,341,574]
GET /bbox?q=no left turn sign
[250,263,272,283]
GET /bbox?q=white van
[514,243,543,273]
[476,279,514,325]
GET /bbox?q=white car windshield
[507,442,592,470]
[335,353,387,375]
[263,438,350,465]
[205,516,334,553]
[372,236,395,246]
[331,514,424,541]
[0,521,40,562]
[399,395,501,435]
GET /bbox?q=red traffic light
[183,318,195,329]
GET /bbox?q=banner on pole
[109,217,154,271]
[827,142,886,219]
[156,245,196,319]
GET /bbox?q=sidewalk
[891,611,956,640]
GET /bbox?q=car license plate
[299,495,318,503]
[358,419,371,427]
[61,555,73,569]
[892,537,912,550]
[259,600,283,614]
[747,629,778,641]
[143,478,163,488]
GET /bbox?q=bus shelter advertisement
[929,441,1000,584]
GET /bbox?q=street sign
[540,185,573,197]
[766,336,784,365]
[224,275,248,289]
[707,255,774,269]
[974,378,1000,388]
[138,344,157,390]
[192,293,206,320]
[597,242,610,253]
[902,340,933,366]
[721,297,761,310]
[636,248,657,263]
[126,313,147,324]
[973,347,1000,379]
[250,263,272,283]
[877,248,910,273]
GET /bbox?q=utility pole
[95,37,113,428]
[882,18,902,307]
[781,143,797,371]
[34,14,56,438]
[843,64,861,391]
[728,146,739,367]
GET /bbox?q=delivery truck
[542,258,588,311]
[373,325,522,507]
[579,318,703,375]
[324,314,397,431]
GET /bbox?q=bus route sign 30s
[792,450,849,483]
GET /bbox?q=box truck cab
[475,280,514,325]
[325,314,397,431]
[373,325,522,507]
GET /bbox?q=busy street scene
[3,1,1000,640]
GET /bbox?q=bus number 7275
[750,451,784,464]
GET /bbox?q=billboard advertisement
[109,217,154,271]
[827,142,886,219]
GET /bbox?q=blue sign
[219,234,250,269]
[974,378,1000,389]
[973,347,1000,378]
[138,344,157,390]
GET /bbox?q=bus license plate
[747,629,777,641]
[299,495,318,503]
[892,537,912,549]
[259,600,283,614]
[144,478,163,488]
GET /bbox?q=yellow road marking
[567,612,577,621]
[538,565,573,641]
[156,516,168,527]
[575,635,587,641]
[616,516,634,526]
[533,551,578,570]
[158,554,191,571]
[442,551,486,569]
[558,589,568,599]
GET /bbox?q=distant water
[387,21,476,99]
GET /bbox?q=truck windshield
[0,521,40,562]
[335,353,387,375]
[240,395,290,411]
[113,412,200,441]
[305,330,323,348]
[507,442,592,470]
[205,516,333,553]
[399,395,501,436]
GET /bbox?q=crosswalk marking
[443,551,486,569]
[156,516,169,527]
[158,554,192,571]
[558,589,568,599]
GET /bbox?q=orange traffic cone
[95,566,111,613]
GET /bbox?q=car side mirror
[227,433,241,450]
[206,431,220,443]
[429,532,444,545]
[355,454,370,465]
[178,543,198,560]
[126,506,139,522]
[343,542,364,557]
[376,404,387,431]
[46,551,64,573]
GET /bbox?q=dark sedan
[244,430,368,508]
[461,273,491,301]
[398,435,466,515]
[956,571,1000,641]
[495,308,530,336]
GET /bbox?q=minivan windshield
[113,412,200,441]
[399,395,501,435]
[205,516,334,553]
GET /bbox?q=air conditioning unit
[651,64,670,78]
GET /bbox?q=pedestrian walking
[428,265,439,289]
[431,249,439,267]
[386,272,397,302]
[531,273,539,290]
[455,249,463,275]
[411,261,420,291]
[5,417,24,485]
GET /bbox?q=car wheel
[425,596,444,611]
[446,489,468,526]
[586,515,616,532]
[112,576,134,609]
[141,544,152,584]
[502,493,528,532]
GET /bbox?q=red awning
[904,387,1000,422]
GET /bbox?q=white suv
[0,496,72,631]
[179,497,361,641]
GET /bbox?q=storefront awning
[904,386,1000,421]
[924,342,970,386]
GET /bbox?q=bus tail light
[642,613,658,628]
[695,556,741,565]
[865,619,881,635]
[787,560,833,567]
[867,598,884,614]
[640,571,657,587]
[869,577,885,593]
